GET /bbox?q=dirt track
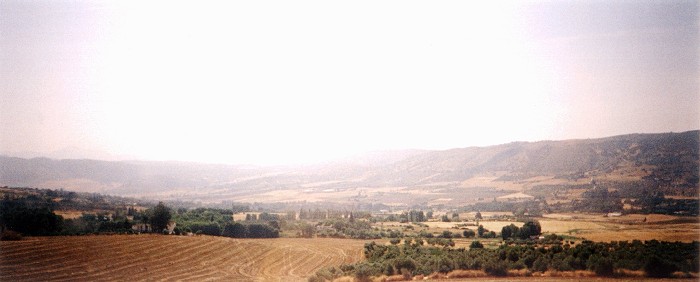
[0,235,365,281]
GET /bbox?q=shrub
[436,257,455,273]
[393,257,416,274]
[519,220,541,239]
[222,222,247,238]
[644,256,677,278]
[470,241,484,249]
[593,258,614,277]
[354,263,378,282]
[312,266,342,281]
[463,229,475,238]
[483,260,508,276]
[532,257,548,272]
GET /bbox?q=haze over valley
[2,131,697,209]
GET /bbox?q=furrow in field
[47,236,186,281]
[1,236,368,281]
[145,237,234,280]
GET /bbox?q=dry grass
[331,276,354,282]
[53,210,84,219]
[616,269,645,277]
[410,213,699,243]
[425,272,449,280]
[540,214,700,242]
[581,223,700,242]
[376,274,408,281]
[538,219,607,234]
[447,269,487,278]
[0,235,366,281]
[539,270,596,277]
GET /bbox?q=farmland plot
[0,235,365,281]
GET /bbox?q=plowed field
[0,235,365,281]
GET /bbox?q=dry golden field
[0,235,365,281]
[420,213,699,243]
[539,214,700,242]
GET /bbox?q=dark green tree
[470,240,484,249]
[463,229,476,238]
[644,255,677,278]
[519,220,541,239]
[222,222,247,238]
[501,224,519,240]
[149,202,172,233]
[0,199,63,236]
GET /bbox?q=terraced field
[0,235,366,281]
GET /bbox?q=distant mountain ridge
[371,131,699,185]
[1,131,697,202]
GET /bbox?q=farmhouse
[497,192,534,202]
[166,221,177,234]
[132,223,151,233]
[131,221,176,234]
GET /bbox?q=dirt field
[0,235,365,281]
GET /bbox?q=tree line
[171,206,280,238]
[310,236,699,281]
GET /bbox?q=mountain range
[1,131,697,206]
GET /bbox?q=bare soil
[0,235,365,281]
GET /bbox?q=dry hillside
[1,131,697,204]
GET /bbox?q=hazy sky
[1,1,698,165]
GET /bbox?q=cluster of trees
[62,213,133,235]
[311,238,699,281]
[172,207,280,238]
[316,218,382,239]
[376,211,432,223]
[4,187,150,213]
[245,212,282,221]
[0,197,63,236]
[0,196,141,237]
[440,212,460,222]
[574,185,623,213]
[477,225,497,238]
[527,180,699,216]
[465,200,546,218]
[298,209,368,220]
[149,202,172,232]
[172,207,234,235]
[629,189,699,215]
[0,189,282,239]
[400,210,429,223]
[501,220,542,240]
[0,188,164,237]
[222,222,279,238]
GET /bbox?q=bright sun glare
[85,2,556,165]
[2,1,697,165]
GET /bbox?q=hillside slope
[376,131,698,186]
[1,131,697,202]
